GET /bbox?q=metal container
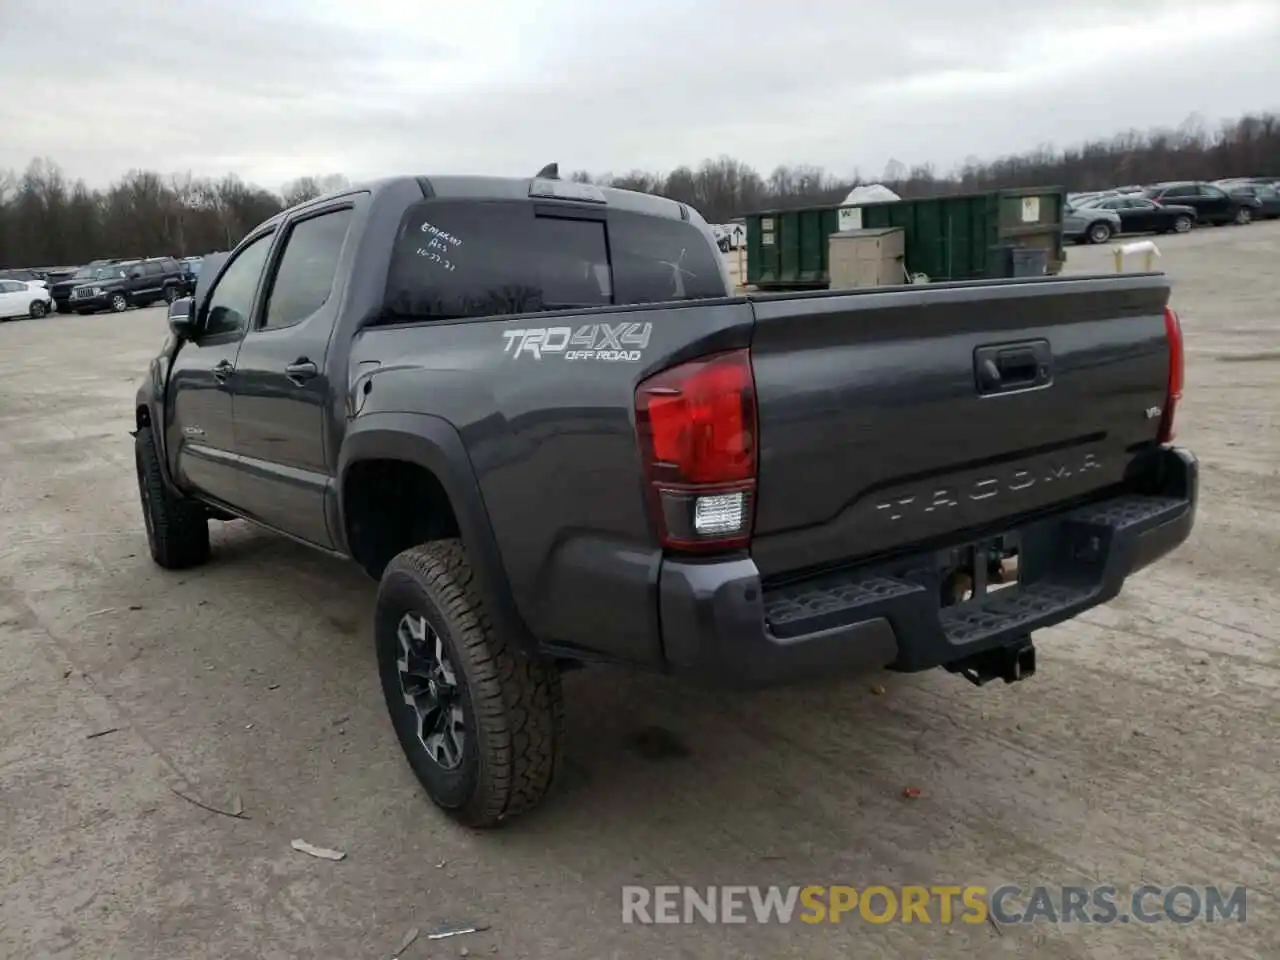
[746,187,1066,289]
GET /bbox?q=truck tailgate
[747,275,1173,578]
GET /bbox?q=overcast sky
[2,0,1278,191]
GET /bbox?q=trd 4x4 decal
[502,322,652,362]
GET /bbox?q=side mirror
[129,269,143,280]
[167,296,195,339]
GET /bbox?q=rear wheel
[134,425,210,569]
[28,300,47,319]
[376,540,563,827]
[1173,215,1193,234]
[1087,221,1113,244]
[1234,207,1253,226]
[163,286,178,304]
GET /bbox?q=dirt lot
[1,223,1277,960]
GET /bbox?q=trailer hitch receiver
[947,637,1036,687]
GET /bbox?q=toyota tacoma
[133,172,1197,827]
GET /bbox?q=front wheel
[1087,221,1113,244]
[1173,215,1193,234]
[110,293,129,312]
[28,300,47,319]
[376,540,563,828]
[163,286,178,304]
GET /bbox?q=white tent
[840,183,901,205]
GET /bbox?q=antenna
[535,162,560,180]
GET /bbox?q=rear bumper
[658,446,1197,688]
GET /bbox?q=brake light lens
[635,349,757,551]
[1160,305,1183,443]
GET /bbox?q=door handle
[285,358,318,384]
[212,359,234,383]
[974,339,1052,395]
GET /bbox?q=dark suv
[51,259,121,313]
[1142,181,1261,226]
[67,257,188,314]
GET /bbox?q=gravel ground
[1,222,1277,960]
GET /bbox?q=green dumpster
[745,186,1066,289]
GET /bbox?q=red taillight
[635,349,757,551]
[1160,305,1184,443]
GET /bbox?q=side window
[0,280,19,293]
[143,262,164,276]
[261,208,353,330]
[1199,185,1226,198]
[202,233,274,339]
[609,210,728,304]
[1165,186,1194,198]
[383,201,611,320]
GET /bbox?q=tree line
[2,110,1276,270]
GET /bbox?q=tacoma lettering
[875,454,1103,522]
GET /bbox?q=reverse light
[1159,304,1184,443]
[635,349,757,552]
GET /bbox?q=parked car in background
[1080,195,1197,235]
[1215,179,1280,219]
[0,279,53,320]
[50,259,124,313]
[0,268,49,288]
[177,256,202,295]
[1063,202,1122,244]
[68,256,189,314]
[1142,182,1260,225]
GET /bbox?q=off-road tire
[376,540,563,828]
[134,425,210,569]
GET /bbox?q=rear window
[382,199,726,321]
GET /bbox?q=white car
[0,279,53,320]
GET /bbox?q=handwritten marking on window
[419,221,463,247]
[414,248,456,271]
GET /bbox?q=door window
[261,208,354,330]
[0,280,21,293]
[201,233,274,339]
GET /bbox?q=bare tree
[1,109,1277,269]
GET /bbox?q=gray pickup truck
[134,173,1197,827]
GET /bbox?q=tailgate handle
[975,340,1052,395]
